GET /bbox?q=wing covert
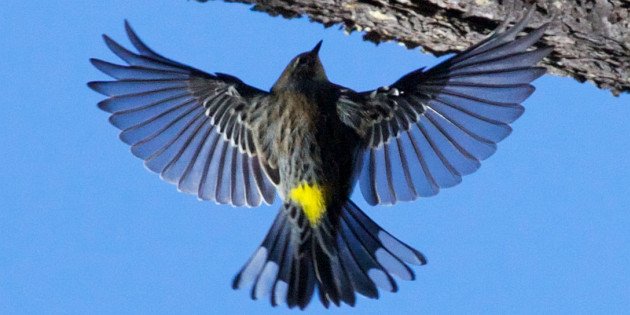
[89,21,276,207]
[338,9,551,205]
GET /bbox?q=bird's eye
[293,56,311,69]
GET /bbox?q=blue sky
[1,1,629,314]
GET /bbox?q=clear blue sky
[1,1,629,314]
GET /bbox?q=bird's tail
[232,200,426,309]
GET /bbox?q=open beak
[310,40,323,56]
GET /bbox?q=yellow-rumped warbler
[88,8,550,309]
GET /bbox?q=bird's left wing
[88,22,276,207]
[337,11,551,205]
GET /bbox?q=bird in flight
[88,8,550,309]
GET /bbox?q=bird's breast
[274,92,358,187]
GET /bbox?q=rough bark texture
[199,0,629,96]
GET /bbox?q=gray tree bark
[198,0,629,96]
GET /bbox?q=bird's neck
[271,78,327,96]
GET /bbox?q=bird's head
[272,40,328,92]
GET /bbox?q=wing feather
[89,22,276,207]
[339,10,550,205]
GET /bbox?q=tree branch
[198,0,629,96]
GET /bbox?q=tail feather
[232,200,426,309]
[270,228,291,306]
[251,214,288,299]
[344,200,427,267]
[231,210,284,290]
[289,250,315,309]
[312,223,356,307]
[339,208,398,292]
[312,213,359,307]
[336,227,379,299]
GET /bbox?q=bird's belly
[279,132,359,226]
[275,112,361,205]
[266,93,362,226]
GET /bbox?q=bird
[88,8,551,309]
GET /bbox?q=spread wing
[337,10,552,205]
[88,21,276,207]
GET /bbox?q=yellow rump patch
[289,183,326,226]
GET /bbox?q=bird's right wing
[88,22,276,207]
[337,9,551,205]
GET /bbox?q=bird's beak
[310,40,323,56]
